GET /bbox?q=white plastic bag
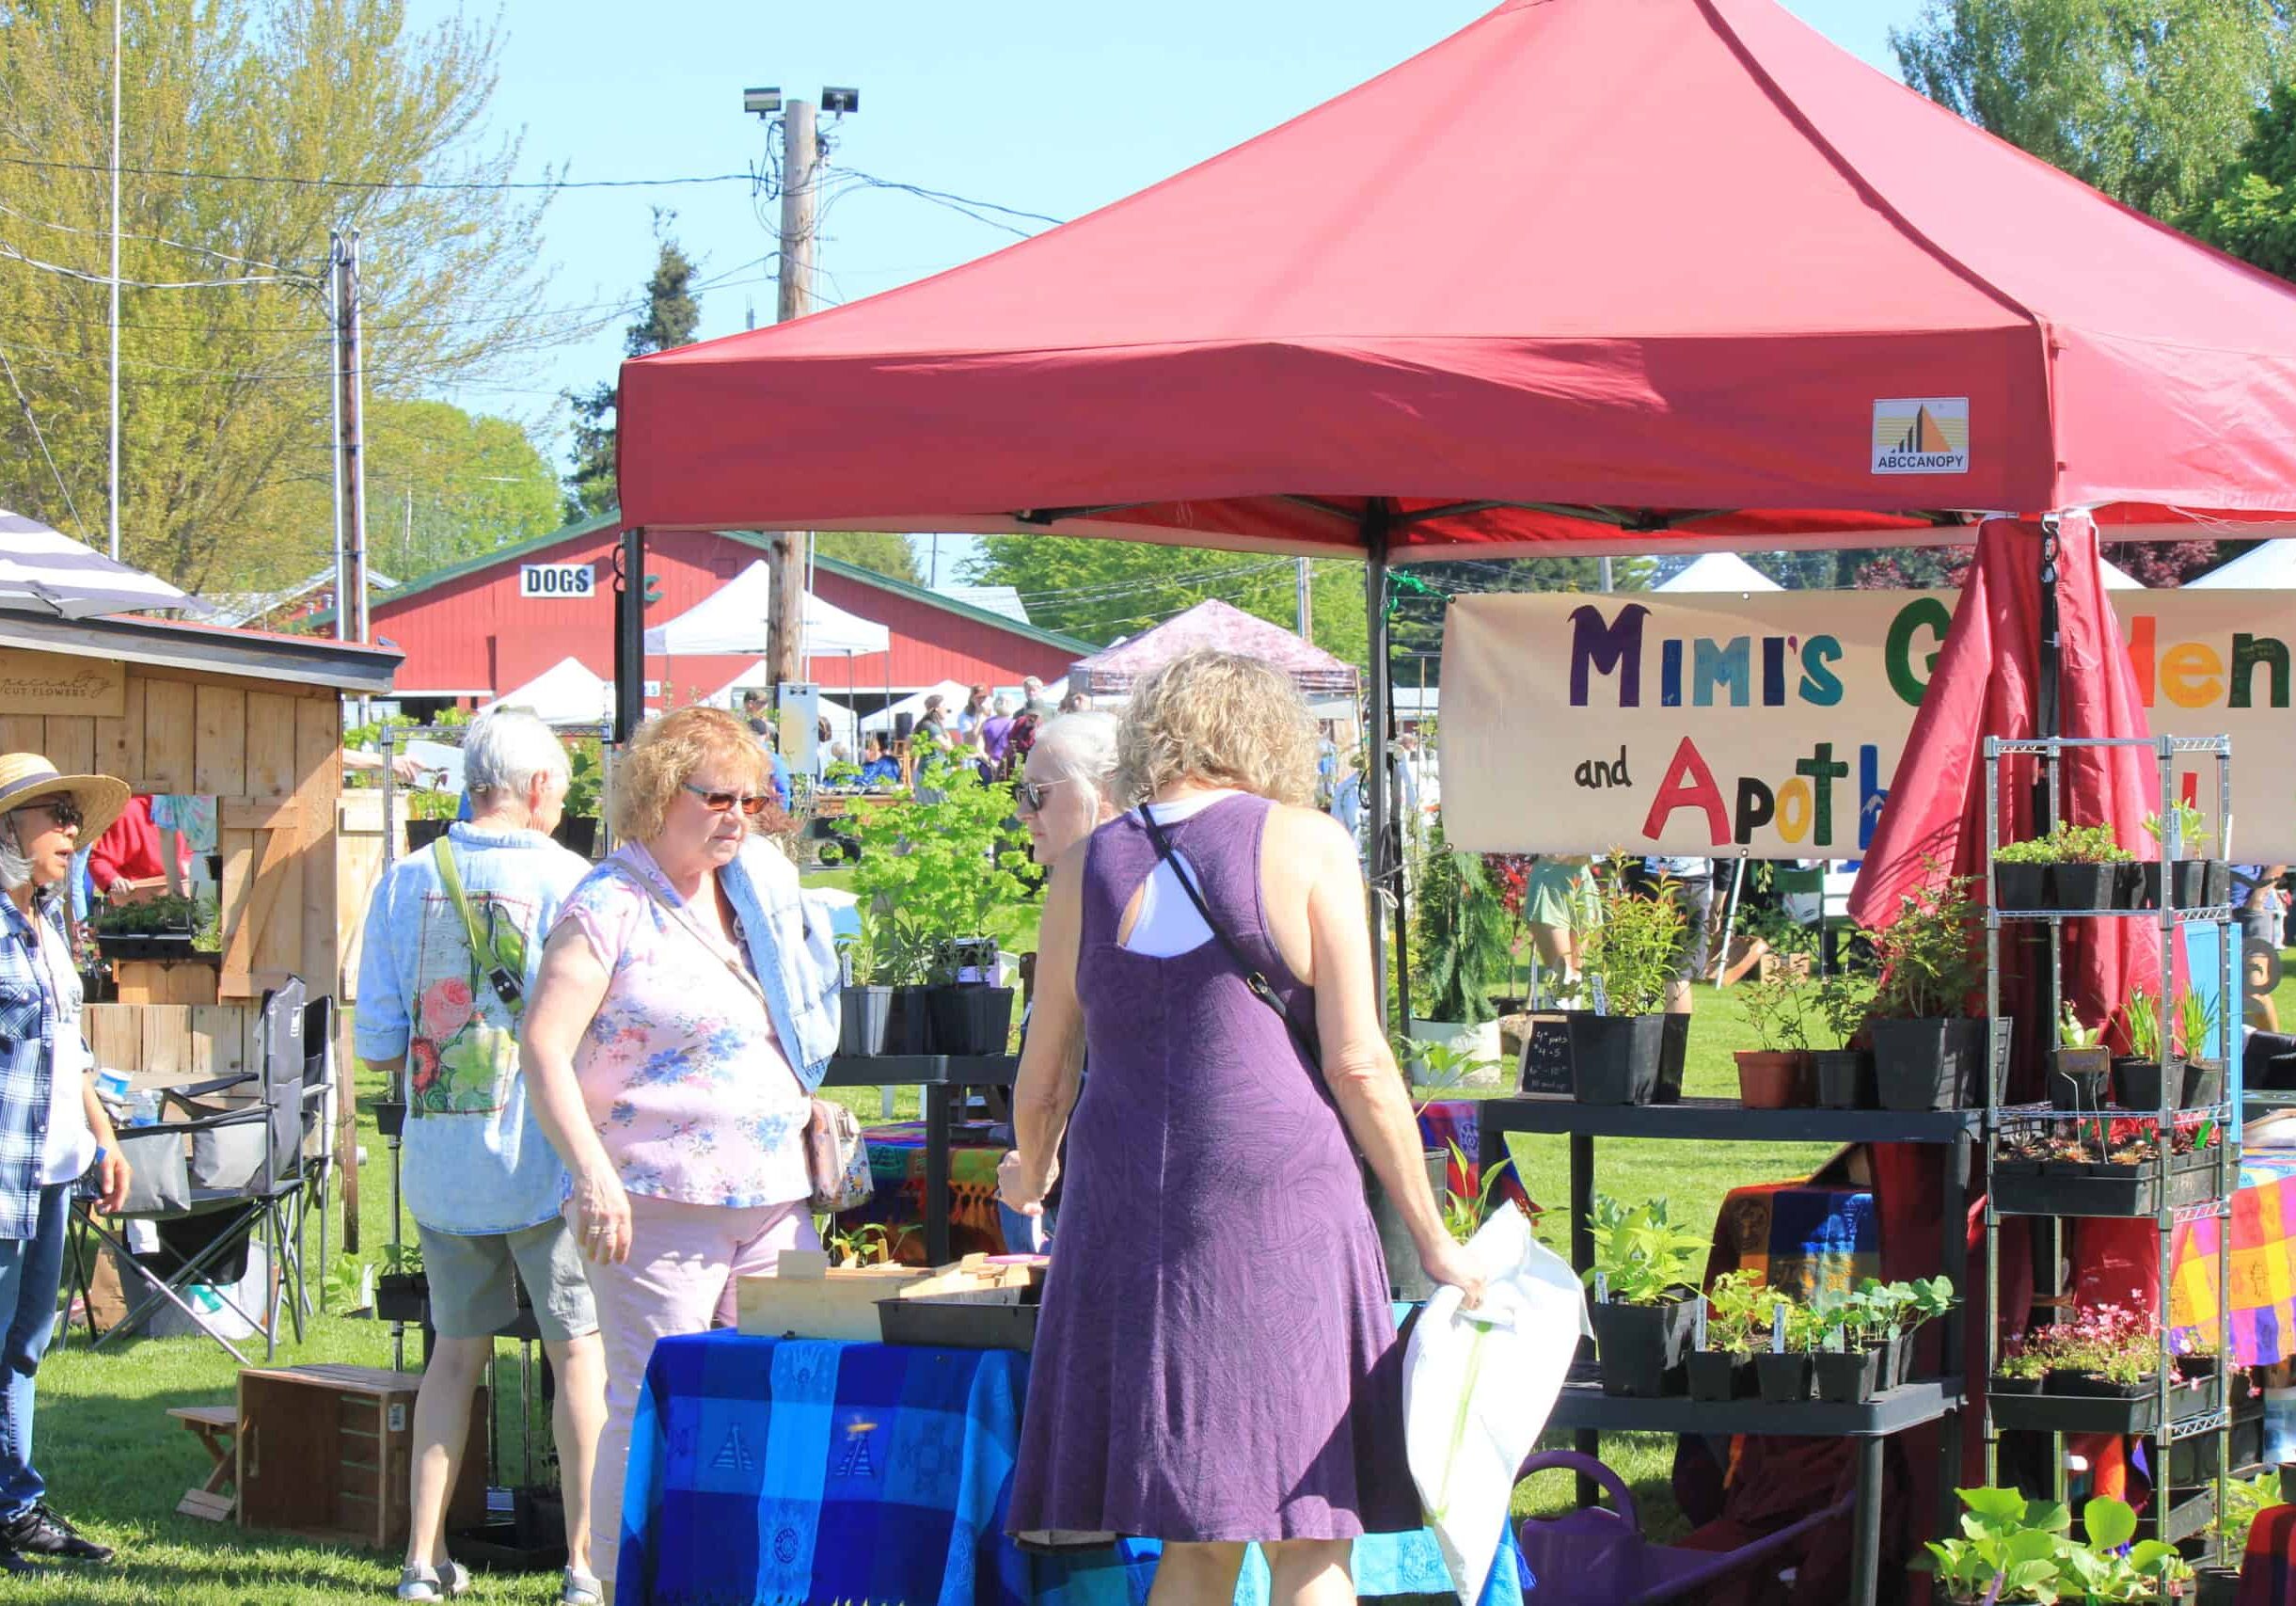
[1403,1202,1590,1606]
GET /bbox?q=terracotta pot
[1734,1049,1809,1109]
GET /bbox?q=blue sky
[412,0,1931,564]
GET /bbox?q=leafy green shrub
[1582,1194,1706,1306]
[1579,856,1685,1018]
[1411,813,1514,1025]
[847,746,1037,970]
[1870,862,1981,1020]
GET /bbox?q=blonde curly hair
[1114,649,1319,807]
[610,705,784,843]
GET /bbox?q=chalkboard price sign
[1516,1012,1574,1097]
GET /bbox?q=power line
[0,337,90,543]
[0,198,317,277]
[0,238,316,290]
[0,151,757,193]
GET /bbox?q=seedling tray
[1987,1378,2208,1434]
[1988,1153,2221,1217]
[876,1289,1038,1351]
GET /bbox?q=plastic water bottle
[125,1089,160,1128]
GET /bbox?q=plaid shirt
[0,889,71,1240]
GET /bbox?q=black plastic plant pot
[373,1100,407,1138]
[2051,862,2116,911]
[1590,1294,1699,1398]
[2184,1057,2226,1108]
[2111,1057,2188,1112]
[1812,1049,1877,1110]
[2119,862,2154,909]
[1654,1011,1690,1105]
[1987,1372,2043,1395]
[1871,1017,1987,1110]
[2048,1048,2112,1111]
[1753,1352,1813,1404]
[94,932,200,962]
[1990,1153,2216,1216]
[404,819,451,849]
[838,986,893,1057]
[1993,862,2050,912]
[1365,1152,1450,1303]
[1880,1332,1913,1387]
[1685,1350,1755,1403]
[374,1274,428,1324]
[2207,859,2233,907]
[1813,1347,1882,1404]
[1567,1012,1666,1105]
[886,987,934,1055]
[551,816,600,858]
[2045,1370,2151,1398]
[2195,1565,2243,1606]
[926,984,1015,1056]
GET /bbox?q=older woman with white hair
[1001,652,1481,1606]
[356,709,606,1606]
[0,754,131,1571]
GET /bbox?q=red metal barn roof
[356,516,1091,704]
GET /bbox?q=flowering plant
[2012,1302,2163,1385]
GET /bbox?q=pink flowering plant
[2008,1302,2168,1387]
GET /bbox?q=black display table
[821,1055,1019,1263]
[1477,1094,1977,1606]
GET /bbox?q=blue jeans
[0,1183,71,1521]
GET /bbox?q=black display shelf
[1992,906,2233,923]
[1478,1094,1981,1144]
[1548,1375,1965,1439]
[820,1056,1019,1263]
[1986,1379,2210,1435]
[1987,1155,2224,1218]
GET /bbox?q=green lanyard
[429,837,524,1013]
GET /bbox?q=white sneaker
[562,1566,604,1606]
[396,1560,471,1601]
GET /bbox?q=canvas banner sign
[1440,589,2292,860]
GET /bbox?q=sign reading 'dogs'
[518,563,595,599]
[1441,588,2296,862]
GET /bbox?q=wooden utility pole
[332,230,370,644]
[764,99,817,698]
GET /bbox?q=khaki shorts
[413,1216,597,1343]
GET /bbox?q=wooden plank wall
[31,662,343,1004]
[86,1002,261,1082]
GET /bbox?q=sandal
[562,1566,605,1606]
[395,1560,472,1601]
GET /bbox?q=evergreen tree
[565,213,702,520]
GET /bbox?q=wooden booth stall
[0,607,399,1152]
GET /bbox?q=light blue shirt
[355,821,591,1235]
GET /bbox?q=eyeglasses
[26,797,80,832]
[1014,778,1071,815]
[681,782,769,817]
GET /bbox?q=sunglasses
[682,782,769,817]
[24,797,81,832]
[1014,778,1071,815]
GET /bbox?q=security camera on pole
[746,86,858,732]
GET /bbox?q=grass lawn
[16,954,2294,1600]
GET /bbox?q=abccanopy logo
[1872,396,1970,475]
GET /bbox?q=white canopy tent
[860,679,972,735]
[642,561,890,657]
[2100,557,2143,589]
[482,657,614,727]
[0,507,203,618]
[2186,540,2296,590]
[1654,552,1782,593]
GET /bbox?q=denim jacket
[0,891,71,1240]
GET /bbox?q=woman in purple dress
[1002,649,1482,1606]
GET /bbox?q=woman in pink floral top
[521,707,827,1591]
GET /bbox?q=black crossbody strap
[1136,805,1322,1071]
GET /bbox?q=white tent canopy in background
[2186,540,2296,590]
[0,507,203,618]
[861,679,972,735]
[482,657,613,726]
[2099,557,2143,589]
[1654,552,1782,593]
[642,560,891,657]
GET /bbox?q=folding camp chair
[68,978,311,1364]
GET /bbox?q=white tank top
[1121,789,1243,958]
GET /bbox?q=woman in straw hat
[0,753,132,1570]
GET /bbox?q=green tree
[1892,0,2293,222]
[0,0,576,590]
[815,531,920,585]
[362,400,561,576]
[2191,81,2296,277]
[965,536,1368,665]
[564,214,700,520]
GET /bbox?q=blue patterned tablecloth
[618,1330,1526,1606]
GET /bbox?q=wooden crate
[735,1251,933,1341]
[237,1364,484,1551]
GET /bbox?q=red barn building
[356,515,1091,711]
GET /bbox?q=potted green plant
[553,737,604,858]
[1990,833,2055,913]
[2141,802,2231,910]
[1733,973,1812,1108]
[1568,859,1685,1105]
[2109,986,2182,1112]
[1811,966,1878,1108]
[401,784,461,848]
[1866,866,1987,1110]
[1920,1487,2191,1606]
[837,913,895,1057]
[1408,820,1514,1062]
[2049,1004,2111,1111]
[1989,1337,2047,1395]
[1686,1269,1769,1402]
[90,892,216,962]
[374,1240,427,1324]
[2034,822,2134,911]
[1752,1300,1821,1404]
[2199,1471,2281,1606]
[1581,1195,1708,1397]
[2175,987,2227,1107]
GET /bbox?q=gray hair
[464,708,569,801]
[1028,711,1120,804]
[0,815,30,893]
